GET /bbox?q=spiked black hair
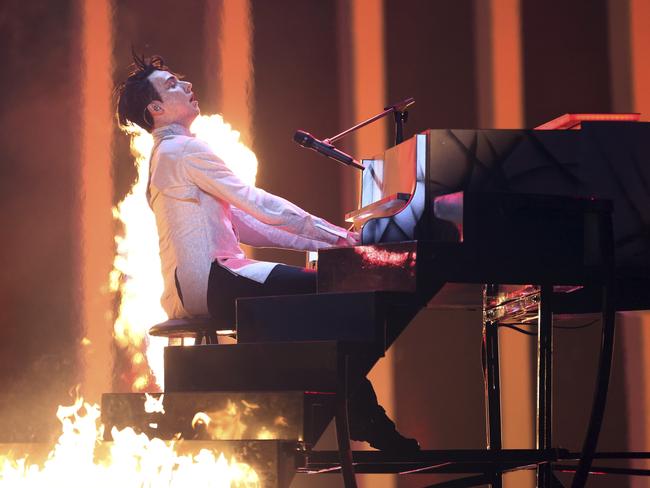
[115,52,170,132]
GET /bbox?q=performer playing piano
[115,53,418,452]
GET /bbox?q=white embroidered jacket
[148,123,349,318]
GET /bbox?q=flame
[273,416,289,428]
[191,400,277,441]
[192,400,248,440]
[144,393,165,414]
[112,115,259,390]
[0,398,260,487]
[255,427,274,440]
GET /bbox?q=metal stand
[481,284,555,488]
[537,284,553,488]
[393,109,409,145]
[482,284,503,487]
[482,318,503,487]
[323,97,415,148]
[335,354,358,488]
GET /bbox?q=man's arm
[182,138,349,244]
[230,206,333,251]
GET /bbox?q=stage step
[164,341,379,394]
[101,391,335,445]
[236,291,422,351]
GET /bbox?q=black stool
[148,316,236,345]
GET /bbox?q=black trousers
[205,261,382,429]
[206,261,317,327]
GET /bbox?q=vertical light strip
[490,0,524,128]
[629,0,650,471]
[630,0,650,120]
[475,2,532,486]
[351,0,389,160]
[475,0,524,129]
[491,2,533,485]
[218,0,254,146]
[80,0,114,402]
[350,3,394,488]
[207,0,256,259]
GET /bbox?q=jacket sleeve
[230,206,333,251]
[182,138,347,244]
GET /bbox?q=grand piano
[313,120,650,488]
[158,118,650,488]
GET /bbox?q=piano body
[332,122,650,286]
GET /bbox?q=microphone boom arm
[324,96,415,146]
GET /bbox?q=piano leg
[536,284,553,488]
[483,284,503,487]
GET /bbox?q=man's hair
[115,53,170,133]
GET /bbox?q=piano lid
[534,113,640,130]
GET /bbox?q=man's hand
[335,230,360,247]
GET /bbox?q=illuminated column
[206,0,255,258]
[351,0,389,158]
[627,2,650,483]
[608,4,650,483]
[339,0,390,213]
[475,0,524,128]
[630,0,650,475]
[205,0,254,145]
[80,0,115,402]
[630,0,650,120]
[475,2,533,487]
[346,2,394,487]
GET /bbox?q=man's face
[147,70,200,127]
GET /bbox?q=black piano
[163,120,650,488]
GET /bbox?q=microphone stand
[324,96,414,148]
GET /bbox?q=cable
[497,318,600,335]
[498,323,537,336]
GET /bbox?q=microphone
[293,130,365,170]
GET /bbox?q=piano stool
[148,316,236,345]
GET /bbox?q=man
[116,53,418,451]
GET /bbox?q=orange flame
[0,398,260,486]
[191,400,278,441]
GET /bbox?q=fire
[144,393,165,414]
[0,398,260,487]
[191,400,278,441]
[112,115,259,390]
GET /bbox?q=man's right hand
[336,230,360,247]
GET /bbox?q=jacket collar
[152,123,193,142]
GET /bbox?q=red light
[354,246,417,268]
[535,113,640,130]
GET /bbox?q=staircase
[102,291,423,488]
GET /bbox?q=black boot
[347,377,420,453]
